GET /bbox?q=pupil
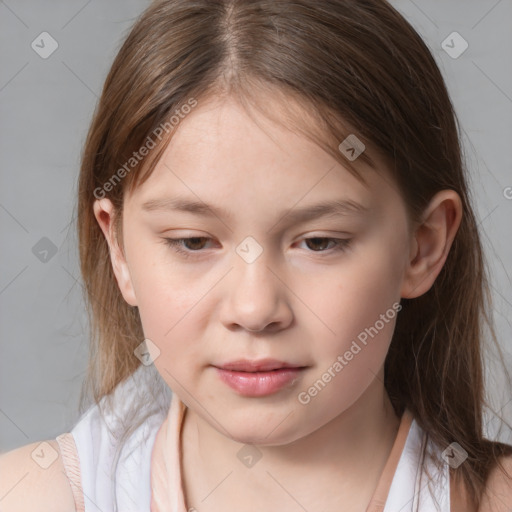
[187,237,205,250]
[308,237,328,251]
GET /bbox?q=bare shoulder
[478,454,512,512]
[0,439,76,512]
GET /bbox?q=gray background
[0,0,511,452]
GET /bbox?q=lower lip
[215,367,305,397]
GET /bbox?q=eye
[162,236,351,258]
[162,236,212,258]
[297,237,352,253]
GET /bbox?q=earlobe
[400,190,462,299]
[92,198,138,307]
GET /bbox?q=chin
[221,419,307,447]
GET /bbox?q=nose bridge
[222,235,290,331]
[233,235,277,300]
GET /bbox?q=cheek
[300,231,405,363]
[129,259,211,372]
[128,241,202,329]
[136,278,209,391]
[344,222,407,305]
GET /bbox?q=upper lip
[215,359,304,372]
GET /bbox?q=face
[95,93,416,445]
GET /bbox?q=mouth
[213,359,308,397]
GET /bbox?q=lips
[213,358,308,397]
[216,358,303,372]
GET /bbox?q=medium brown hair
[76,0,512,507]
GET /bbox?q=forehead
[125,93,400,218]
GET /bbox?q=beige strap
[366,409,415,512]
[56,433,86,512]
[450,467,476,512]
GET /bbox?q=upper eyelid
[164,235,352,248]
[165,233,352,242]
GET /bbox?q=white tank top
[56,367,451,512]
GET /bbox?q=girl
[2,0,512,511]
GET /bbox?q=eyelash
[161,236,352,259]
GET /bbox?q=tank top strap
[56,432,86,512]
[366,409,415,511]
[450,467,476,511]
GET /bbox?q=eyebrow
[141,196,371,224]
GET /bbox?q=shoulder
[478,454,512,512]
[0,439,76,512]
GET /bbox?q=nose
[220,251,293,333]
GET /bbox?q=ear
[401,190,463,299]
[93,198,138,307]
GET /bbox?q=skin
[93,91,462,511]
